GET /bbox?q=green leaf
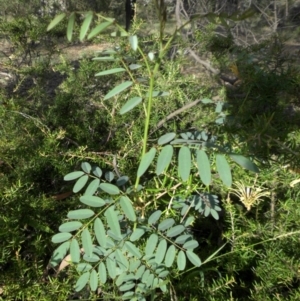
[119,282,135,292]
[59,221,82,233]
[178,146,191,182]
[186,251,201,267]
[158,218,175,231]
[70,239,80,263]
[89,269,98,291]
[129,35,138,51]
[88,21,113,39]
[68,209,95,220]
[80,195,106,207]
[136,265,146,279]
[166,225,185,238]
[64,171,84,181]
[47,13,66,31]
[155,239,167,264]
[81,229,93,257]
[80,11,93,41]
[129,64,142,70]
[77,263,92,272]
[145,234,158,256]
[176,231,192,242]
[129,259,141,272]
[92,56,117,61]
[84,254,100,262]
[165,245,176,267]
[148,210,162,225]
[106,255,117,279]
[94,218,107,248]
[137,147,156,177]
[120,97,142,115]
[197,150,211,186]
[73,175,89,193]
[99,183,120,195]
[67,12,75,42]
[177,250,186,271]
[229,154,259,173]
[147,91,169,97]
[125,241,142,258]
[210,208,219,220]
[201,98,213,104]
[93,166,102,178]
[116,176,129,187]
[157,132,176,145]
[183,240,199,250]
[115,249,129,271]
[146,274,154,288]
[216,154,232,187]
[130,228,146,242]
[75,272,90,292]
[122,292,135,300]
[95,68,126,77]
[81,162,91,173]
[156,145,173,175]
[104,81,133,100]
[105,171,115,182]
[84,178,100,196]
[98,262,107,284]
[105,207,121,238]
[120,196,136,221]
[52,232,72,244]
[148,52,154,60]
[50,241,70,267]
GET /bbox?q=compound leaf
[183,240,199,250]
[125,241,142,258]
[115,249,129,271]
[106,255,117,279]
[130,228,146,242]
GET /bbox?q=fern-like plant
[47,1,259,299]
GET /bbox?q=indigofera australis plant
[47,1,260,299]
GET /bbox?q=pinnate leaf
[186,250,201,267]
[80,11,93,41]
[94,218,107,248]
[80,195,106,207]
[64,171,84,181]
[75,272,90,292]
[67,209,95,219]
[59,221,82,233]
[155,239,167,264]
[197,150,211,186]
[52,232,72,244]
[47,13,66,31]
[156,145,173,175]
[177,250,186,271]
[81,229,93,257]
[88,21,113,39]
[120,196,136,221]
[120,97,142,115]
[229,154,259,173]
[105,207,121,238]
[99,183,120,195]
[89,269,98,291]
[165,245,176,267]
[73,175,89,193]
[70,239,81,263]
